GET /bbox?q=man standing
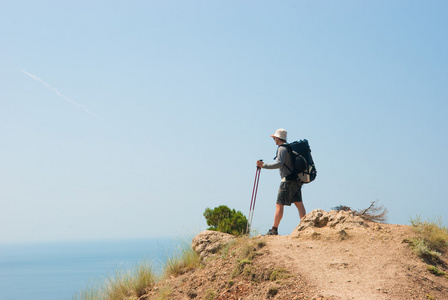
[256,128,306,235]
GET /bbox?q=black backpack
[280,139,317,183]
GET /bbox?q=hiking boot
[266,228,278,235]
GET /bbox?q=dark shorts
[277,181,303,206]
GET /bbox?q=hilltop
[140,209,448,300]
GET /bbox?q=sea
[0,237,184,300]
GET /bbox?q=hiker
[256,128,306,235]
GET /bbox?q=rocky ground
[140,209,448,300]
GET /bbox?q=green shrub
[410,238,442,262]
[203,205,248,236]
[427,265,448,277]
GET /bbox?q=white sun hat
[270,128,287,141]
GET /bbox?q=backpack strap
[276,144,294,174]
[273,144,287,160]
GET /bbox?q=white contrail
[21,69,97,117]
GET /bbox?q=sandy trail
[264,223,444,299]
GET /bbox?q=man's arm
[257,146,287,169]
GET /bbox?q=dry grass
[408,216,448,268]
[153,284,173,300]
[236,235,266,260]
[229,236,289,283]
[73,288,101,300]
[410,216,448,253]
[73,261,156,300]
[75,236,268,299]
[74,238,202,300]
[162,241,201,278]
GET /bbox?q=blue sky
[1,1,447,243]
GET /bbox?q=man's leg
[268,182,287,235]
[294,202,306,220]
[273,204,284,227]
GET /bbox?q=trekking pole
[246,160,262,236]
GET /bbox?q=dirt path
[264,223,447,299]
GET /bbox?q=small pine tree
[203,205,248,236]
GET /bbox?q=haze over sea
[0,237,180,300]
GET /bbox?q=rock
[186,289,198,298]
[192,230,235,260]
[292,209,368,236]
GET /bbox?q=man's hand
[256,160,264,168]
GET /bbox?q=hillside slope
[142,209,448,300]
